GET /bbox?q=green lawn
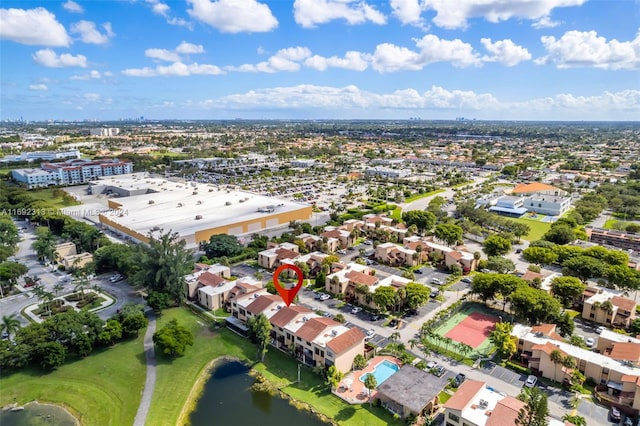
[438,391,452,404]
[604,219,639,230]
[0,333,146,426]
[508,217,551,241]
[149,308,402,426]
[28,188,80,209]
[404,189,445,203]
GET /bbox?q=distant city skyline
[1,0,639,121]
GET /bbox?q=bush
[505,361,530,375]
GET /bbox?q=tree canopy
[483,235,512,256]
[434,223,463,246]
[203,234,243,259]
[550,276,586,308]
[247,313,272,362]
[152,318,194,358]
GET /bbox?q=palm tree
[408,338,419,351]
[561,356,577,383]
[1,314,21,340]
[549,349,564,382]
[73,272,90,301]
[53,283,64,297]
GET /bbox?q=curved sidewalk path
[133,312,157,426]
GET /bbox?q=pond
[189,360,328,426]
[0,402,77,426]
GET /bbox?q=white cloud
[70,20,115,44]
[122,62,225,77]
[481,38,532,66]
[33,49,88,68]
[390,0,429,28]
[532,15,561,29]
[293,0,386,28]
[199,84,498,110]
[372,35,481,72]
[187,0,278,33]
[63,1,84,13]
[423,0,585,29]
[229,46,311,73]
[145,0,192,28]
[186,85,639,120]
[29,84,48,91]
[536,30,640,70]
[71,70,108,80]
[145,48,182,62]
[304,51,371,71]
[0,7,71,46]
[83,93,101,102]
[176,41,205,54]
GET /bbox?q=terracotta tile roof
[532,342,565,356]
[326,328,365,354]
[345,270,378,286]
[531,324,557,336]
[583,287,598,296]
[512,182,561,194]
[321,229,342,239]
[621,374,640,384]
[521,271,544,281]
[612,296,636,312]
[276,248,300,261]
[443,380,485,411]
[447,251,463,260]
[486,397,525,426]
[270,306,312,328]
[610,342,640,361]
[295,317,337,342]
[198,271,225,287]
[246,294,281,315]
[405,241,428,251]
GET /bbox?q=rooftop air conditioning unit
[302,316,308,322]
[148,200,155,204]
[196,200,202,205]
[177,203,183,207]
[225,201,232,206]
[195,215,202,220]
[331,329,338,336]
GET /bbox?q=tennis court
[433,303,499,356]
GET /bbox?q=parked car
[430,290,439,298]
[515,248,522,254]
[364,240,373,245]
[432,365,446,377]
[453,373,466,387]
[610,406,621,422]
[431,278,443,285]
[351,307,363,314]
[585,337,595,347]
[388,319,398,328]
[365,329,375,339]
[109,274,123,283]
[426,361,438,369]
[461,277,472,284]
[525,375,537,388]
[337,249,347,254]
[415,269,423,274]
[596,326,605,334]
[369,313,381,321]
[319,294,331,301]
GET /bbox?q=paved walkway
[133,312,157,426]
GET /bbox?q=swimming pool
[359,360,400,386]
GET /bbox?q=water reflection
[189,360,326,426]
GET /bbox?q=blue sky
[1,0,638,121]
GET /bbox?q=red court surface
[445,312,498,348]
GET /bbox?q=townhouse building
[586,226,640,252]
[258,242,300,269]
[512,323,640,415]
[229,292,365,373]
[325,262,377,296]
[581,289,636,328]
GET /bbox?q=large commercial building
[12,158,133,189]
[96,174,312,248]
[0,149,81,163]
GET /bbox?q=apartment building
[581,289,636,328]
[325,262,377,295]
[586,227,640,252]
[13,158,133,189]
[257,242,300,269]
[512,323,640,415]
[0,149,81,163]
[364,167,411,179]
[230,293,365,373]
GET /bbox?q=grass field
[508,217,551,241]
[28,188,81,209]
[149,308,402,426]
[0,333,146,426]
[604,219,639,230]
[404,189,445,203]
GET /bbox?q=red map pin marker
[272,264,304,307]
